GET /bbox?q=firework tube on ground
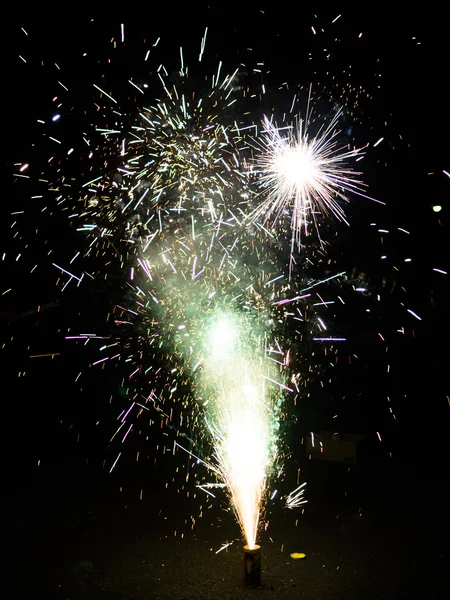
[243,544,261,587]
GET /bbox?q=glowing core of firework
[217,384,268,549]
[208,315,239,361]
[274,144,318,197]
[204,312,276,550]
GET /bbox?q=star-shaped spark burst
[251,106,371,253]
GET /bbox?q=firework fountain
[80,63,365,581]
[10,24,381,587]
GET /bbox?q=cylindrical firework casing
[243,544,261,587]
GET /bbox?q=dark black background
[2,3,449,598]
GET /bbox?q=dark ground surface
[8,454,446,600]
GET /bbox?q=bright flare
[203,311,278,549]
[252,109,367,245]
[215,382,269,548]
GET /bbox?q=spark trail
[201,310,281,549]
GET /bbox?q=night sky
[3,4,448,599]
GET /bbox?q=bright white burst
[203,310,279,549]
[211,380,269,549]
[252,108,368,247]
